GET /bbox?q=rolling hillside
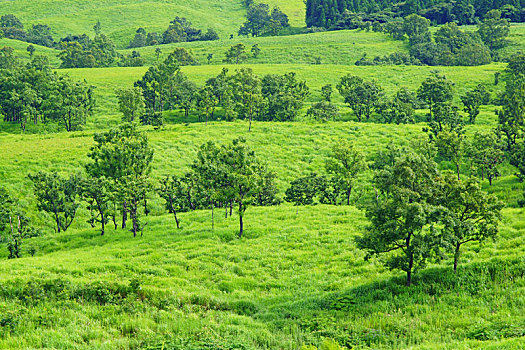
[1,0,525,349]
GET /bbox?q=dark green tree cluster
[0,186,36,259]
[305,0,524,29]
[118,50,145,67]
[0,14,55,47]
[30,123,154,237]
[128,18,219,49]
[497,54,525,193]
[355,52,422,66]
[158,138,279,237]
[286,140,367,206]
[238,3,290,37]
[0,50,95,131]
[58,29,118,68]
[357,148,503,286]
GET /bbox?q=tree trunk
[346,187,352,205]
[122,201,127,229]
[406,254,413,286]
[55,212,61,233]
[453,242,461,273]
[230,200,233,217]
[100,212,105,236]
[249,114,252,132]
[238,201,243,238]
[174,212,180,229]
[456,162,460,181]
[211,204,214,230]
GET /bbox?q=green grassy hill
[1,0,525,349]
[0,0,246,48]
[0,121,525,349]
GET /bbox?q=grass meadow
[1,2,525,348]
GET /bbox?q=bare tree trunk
[122,201,127,229]
[454,242,461,273]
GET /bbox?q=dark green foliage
[224,43,248,64]
[438,175,503,272]
[466,130,505,184]
[86,123,154,236]
[260,72,309,121]
[58,33,117,68]
[285,173,328,206]
[238,3,289,37]
[116,87,145,123]
[417,72,454,119]
[461,84,490,124]
[118,50,145,67]
[251,44,261,58]
[355,52,422,66]
[306,101,339,121]
[158,176,194,228]
[337,74,384,121]
[0,56,95,131]
[165,47,199,66]
[81,177,112,235]
[477,10,511,51]
[28,172,81,233]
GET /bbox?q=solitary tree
[158,175,188,228]
[467,130,504,184]
[435,126,465,180]
[477,10,510,52]
[26,44,35,57]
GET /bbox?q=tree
[356,152,442,286]
[207,53,213,64]
[261,72,309,121]
[417,72,454,119]
[321,84,333,102]
[158,176,189,229]
[461,84,490,124]
[325,140,366,205]
[29,172,81,233]
[224,43,248,64]
[26,44,35,57]
[165,47,199,66]
[251,44,261,58]
[197,86,218,125]
[155,47,162,61]
[435,126,465,180]
[285,173,328,206]
[85,123,154,231]
[477,10,510,52]
[93,21,102,35]
[467,130,504,184]
[439,175,502,272]
[337,74,384,121]
[82,176,112,235]
[306,101,339,121]
[116,87,145,122]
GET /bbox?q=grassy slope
[0,121,524,348]
[0,0,246,48]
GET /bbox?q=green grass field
[1,120,525,348]
[1,0,525,348]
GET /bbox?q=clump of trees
[305,0,523,29]
[239,2,290,37]
[0,14,55,47]
[58,23,118,68]
[0,50,95,132]
[128,18,219,48]
[0,186,37,259]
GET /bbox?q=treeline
[3,124,278,254]
[0,47,95,131]
[122,51,308,128]
[238,0,290,37]
[127,17,219,49]
[355,11,509,66]
[0,14,54,47]
[306,0,525,28]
